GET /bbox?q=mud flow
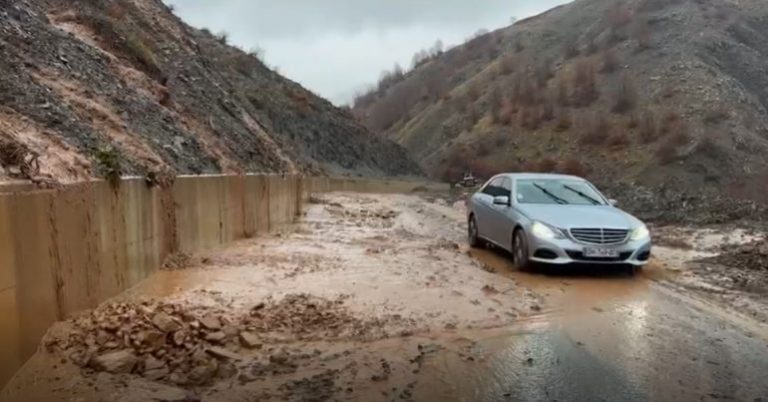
[3,193,768,402]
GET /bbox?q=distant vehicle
[459,172,478,188]
[466,173,651,274]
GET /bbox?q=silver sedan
[467,173,652,273]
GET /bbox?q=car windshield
[516,179,606,206]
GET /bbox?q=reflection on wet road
[413,248,768,401]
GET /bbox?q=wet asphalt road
[3,193,767,402]
[413,248,768,402]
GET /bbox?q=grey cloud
[165,0,570,103]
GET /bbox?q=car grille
[569,228,630,245]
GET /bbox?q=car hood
[516,204,641,229]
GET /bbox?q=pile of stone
[44,301,250,385]
[44,294,384,386]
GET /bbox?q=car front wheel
[513,229,532,271]
[468,216,483,248]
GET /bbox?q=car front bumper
[527,234,652,266]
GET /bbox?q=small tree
[612,74,638,114]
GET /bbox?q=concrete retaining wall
[0,174,445,387]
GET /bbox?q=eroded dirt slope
[0,0,420,183]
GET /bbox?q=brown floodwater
[3,193,768,402]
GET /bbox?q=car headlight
[631,224,650,241]
[531,221,563,240]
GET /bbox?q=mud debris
[43,294,401,386]
[701,241,768,272]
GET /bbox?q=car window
[515,179,606,205]
[482,177,510,198]
[481,178,502,196]
[501,178,512,196]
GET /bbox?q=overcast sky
[165,0,569,105]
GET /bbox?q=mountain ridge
[354,0,768,202]
[0,0,420,184]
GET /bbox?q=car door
[487,177,513,246]
[474,177,503,241]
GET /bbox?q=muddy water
[408,248,768,401]
[3,193,768,402]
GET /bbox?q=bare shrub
[538,158,558,172]
[488,87,505,124]
[475,141,493,158]
[580,114,611,145]
[555,109,573,132]
[522,158,557,173]
[510,70,540,107]
[535,61,554,89]
[563,37,580,59]
[612,74,638,114]
[556,72,570,106]
[638,110,658,143]
[541,103,555,122]
[469,160,518,179]
[632,18,653,50]
[559,158,589,176]
[704,108,730,125]
[660,110,682,134]
[655,140,678,165]
[572,59,599,107]
[0,136,40,179]
[626,113,639,129]
[656,131,689,164]
[601,48,620,73]
[215,31,229,45]
[518,106,541,130]
[585,37,600,55]
[606,4,633,43]
[497,104,515,126]
[499,54,516,75]
[607,133,630,148]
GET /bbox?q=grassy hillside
[354,0,768,202]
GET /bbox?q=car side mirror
[493,195,511,206]
[609,199,618,206]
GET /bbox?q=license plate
[584,247,620,258]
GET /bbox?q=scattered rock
[205,331,227,343]
[206,347,243,361]
[239,332,262,349]
[200,314,222,330]
[152,313,181,333]
[90,350,137,374]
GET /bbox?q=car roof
[493,173,586,181]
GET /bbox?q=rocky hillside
[0,0,420,184]
[354,0,768,202]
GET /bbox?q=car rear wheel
[468,216,484,248]
[513,229,532,271]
